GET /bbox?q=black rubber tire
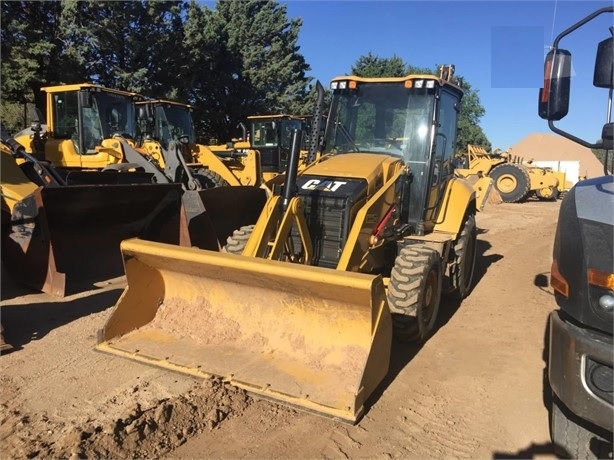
[550,393,613,459]
[222,225,254,255]
[536,186,560,201]
[490,163,531,203]
[192,168,229,189]
[448,214,477,300]
[387,244,442,343]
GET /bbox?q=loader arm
[242,195,313,263]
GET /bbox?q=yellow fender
[433,177,478,236]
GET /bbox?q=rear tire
[550,393,613,459]
[490,163,531,203]
[222,225,254,255]
[448,214,477,300]
[387,244,442,343]
[193,168,229,189]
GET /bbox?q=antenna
[549,0,559,47]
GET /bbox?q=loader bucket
[2,183,185,296]
[97,239,392,423]
[180,186,268,250]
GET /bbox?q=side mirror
[593,29,614,88]
[29,106,43,124]
[538,49,572,121]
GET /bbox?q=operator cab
[323,70,463,233]
[137,100,196,150]
[249,114,305,174]
[43,84,140,155]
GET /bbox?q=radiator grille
[298,194,349,268]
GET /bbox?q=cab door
[424,88,461,224]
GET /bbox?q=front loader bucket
[2,183,185,296]
[97,239,392,423]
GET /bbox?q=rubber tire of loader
[193,168,229,189]
[387,244,442,344]
[490,163,531,203]
[550,392,613,459]
[536,186,560,201]
[222,225,254,255]
[448,214,477,300]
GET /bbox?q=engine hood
[304,153,403,185]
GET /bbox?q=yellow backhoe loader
[454,144,564,202]
[97,69,491,423]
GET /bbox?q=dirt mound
[0,377,252,459]
[487,186,503,205]
[511,132,605,180]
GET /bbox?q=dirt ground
[1,198,564,459]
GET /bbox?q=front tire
[192,168,229,189]
[222,225,254,255]
[387,244,442,343]
[490,163,531,203]
[550,393,613,459]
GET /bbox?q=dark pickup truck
[539,6,614,459]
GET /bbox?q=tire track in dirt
[300,200,561,459]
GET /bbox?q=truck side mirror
[538,49,571,121]
[593,29,614,88]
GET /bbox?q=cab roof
[136,99,194,110]
[40,82,141,98]
[330,73,463,95]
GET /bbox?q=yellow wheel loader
[246,113,324,182]
[5,85,267,296]
[15,83,149,170]
[14,84,259,189]
[1,127,187,296]
[97,69,488,423]
[33,83,265,235]
[135,100,262,188]
[454,144,564,202]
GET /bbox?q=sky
[281,0,613,149]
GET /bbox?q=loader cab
[323,74,463,232]
[137,100,196,151]
[249,114,305,174]
[42,84,140,166]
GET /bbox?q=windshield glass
[251,118,303,149]
[323,83,435,164]
[252,120,280,147]
[51,90,136,154]
[156,104,195,149]
[90,91,136,141]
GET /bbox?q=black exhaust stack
[306,81,325,165]
[280,128,303,213]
